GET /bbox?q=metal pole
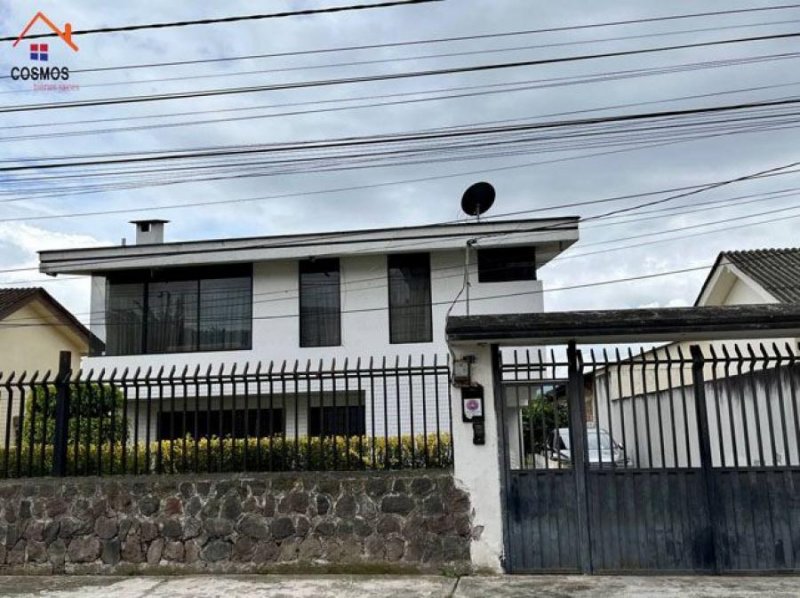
[52,351,72,477]
[567,341,593,574]
[690,344,720,573]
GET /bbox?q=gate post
[567,341,593,574]
[689,344,720,573]
[51,351,72,477]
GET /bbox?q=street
[0,575,798,597]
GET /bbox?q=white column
[450,344,504,572]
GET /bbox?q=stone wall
[0,471,472,574]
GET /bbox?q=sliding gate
[499,343,800,573]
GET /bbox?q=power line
[5,97,798,172]
[37,3,800,74]
[7,159,794,279]
[4,30,800,114]
[4,67,800,148]
[0,1,444,43]
[4,17,794,91]
[6,181,798,288]
[7,53,796,137]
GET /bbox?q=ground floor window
[157,408,284,440]
[308,405,366,436]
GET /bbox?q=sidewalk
[1,575,799,597]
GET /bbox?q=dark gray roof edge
[447,305,800,345]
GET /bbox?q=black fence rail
[500,343,800,471]
[0,352,452,478]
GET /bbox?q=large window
[388,253,432,344]
[477,246,537,282]
[299,258,341,347]
[105,265,252,356]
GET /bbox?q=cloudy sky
[0,0,798,322]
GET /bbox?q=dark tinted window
[106,282,144,356]
[308,406,366,437]
[158,408,283,441]
[388,253,432,344]
[299,258,341,347]
[104,265,252,355]
[478,246,537,282]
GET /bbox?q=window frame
[298,258,342,348]
[387,252,433,345]
[103,264,253,356]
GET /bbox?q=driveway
[0,575,799,597]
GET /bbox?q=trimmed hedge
[0,433,452,477]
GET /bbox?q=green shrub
[0,433,452,478]
[21,383,127,447]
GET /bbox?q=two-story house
[38,218,578,444]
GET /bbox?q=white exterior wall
[83,248,543,440]
[86,249,543,371]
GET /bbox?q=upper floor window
[105,265,252,356]
[388,253,432,344]
[299,258,341,347]
[477,246,537,282]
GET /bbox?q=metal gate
[498,343,800,574]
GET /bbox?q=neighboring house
[38,218,579,440]
[592,248,800,468]
[0,287,93,446]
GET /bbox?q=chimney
[130,219,169,244]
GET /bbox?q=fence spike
[41,370,52,384]
[292,360,299,374]
[267,361,274,375]
[242,362,250,376]
[255,361,262,375]
[772,342,783,365]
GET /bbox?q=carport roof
[446,304,800,345]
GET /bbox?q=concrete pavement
[0,575,799,597]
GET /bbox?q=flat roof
[446,304,800,345]
[39,217,579,275]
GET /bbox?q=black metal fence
[0,352,452,478]
[499,342,800,573]
[501,343,800,471]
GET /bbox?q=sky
[0,0,798,323]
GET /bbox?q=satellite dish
[461,182,496,219]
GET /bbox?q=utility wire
[9,159,795,278]
[7,53,796,136]
[4,97,798,172]
[0,1,444,43]
[4,17,793,90]
[39,3,800,74]
[3,31,800,113]
[4,67,799,147]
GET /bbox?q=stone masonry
[0,471,472,573]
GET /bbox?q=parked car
[544,425,630,467]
